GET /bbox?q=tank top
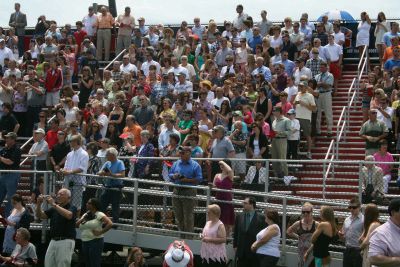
[313,232,334,258]
[256,224,281,257]
[256,97,268,116]
[200,220,227,263]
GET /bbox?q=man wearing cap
[293,58,312,85]
[29,128,49,172]
[174,72,193,98]
[95,6,115,61]
[138,17,148,36]
[294,81,316,159]
[0,103,20,135]
[8,3,27,57]
[60,134,89,217]
[315,62,334,137]
[120,55,138,75]
[116,6,135,55]
[0,132,21,216]
[169,146,202,238]
[271,106,291,179]
[0,39,14,67]
[368,198,400,266]
[306,48,324,78]
[26,78,45,135]
[360,109,388,155]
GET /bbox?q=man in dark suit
[8,3,27,57]
[233,197,267,267]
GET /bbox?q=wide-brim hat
[164,248,190,267]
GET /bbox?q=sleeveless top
[215,175,233,201]
[200,220,227,263]
[296,221,316,266]
[313,232,334,258]
[256,97,268,116]
[256,224,281,258]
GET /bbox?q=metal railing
[102,48,127,72]
[20,115,57,151]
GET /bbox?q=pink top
[373,152,394,175]
[200,220,227,263]
[261,121,271,137]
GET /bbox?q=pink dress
[214,175,235,225]
[200,220,227,263]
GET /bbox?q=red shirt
[44,67,63,92]
[45,130,59,150]
[74,29,88,49]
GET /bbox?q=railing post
[365,46,369,75]
[322,161,327,199]
[41,172,49,244]
[358,162,363,201]
[206,186,211,221]
[33,157,37,191]
[281,197,287,266]
[132,179,139,243]
[265,159,269,194]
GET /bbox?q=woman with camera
[76,198,113,267]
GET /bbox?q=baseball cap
[34,128,45,135]
[233,110,243,117]
[287,109,296,115]
[4,132,17,139]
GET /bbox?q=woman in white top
[374,12,391,65]
[76,198,113,267]
[200,204,227,266]
[235,38,249,73]
[356,12,372,57]
[251,208,281,267]
[269,26,283,49]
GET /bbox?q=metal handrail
[103,48,127,71]
[357,45,367,70]
[322,139,335,199]
[20,115,56,150]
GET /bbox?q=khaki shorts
[298,118,311,137]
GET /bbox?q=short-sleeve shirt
[100,159,125,187]
[210,137,235,158]
[369,219,400,259]
[0,144,21,170]
[45,203,77,239]
[0,113,19,133]
[294,92,315,121]
[11,243,37,265]
[359,120,388,149]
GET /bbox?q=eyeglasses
[302,210,312,214]
[348,206,360,210]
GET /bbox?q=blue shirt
[282,59,295,77]
[251,66,272,82]
[100,159,125,187]
[168,159,203,186]
[248,35,263,53]
[384,58,400,71]
[383,32,400,47]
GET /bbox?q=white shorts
[45,91,60,107]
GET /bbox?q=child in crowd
[287,109,300,164]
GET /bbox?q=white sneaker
[306,152,312,159]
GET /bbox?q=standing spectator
[2,194,27,255]
[209,125,235,181]
[384,46,400,72]
[192,17,205,38]
[200,204,228,266]
[312,23,329,46]
[247,124,268,159]
[116,7,135,55]
[373,141,394,194]
[95,6,115,61]
[356,12,372,59]
[232,5,248,31]
[76,198,113,267]
[360,203,380,267]
[251,209,281,267]
[78,66,94,109]
[213,160,235,237]
[8,3,27,57]
[123,115,143,147]
[287,109,300,162]
[339,197,364,267]
[233,197,266,267]
[60,135,89,217]
[360,155,385,204]
[12,81,27,136]
[0,132,21,217]
[82,6,97,39]
[0,227,37,266]
[133,96,154,127]
[325,34,343,91]
[271,106,291,179]
[49,130,70,171]
[359,109,388,155]
[257,10,273,37]
[230,121,247,179]
[0,39,14,67]
[44,60,63,110]
[368,198,400,266]
[315,62,334,137]
[134,130,155,179]
[375,12,391,65]
[98,147,125,222]
[29,128,49,171]
[306,48,323,78]
[305,206,338,267]
[26,78,45,136]
[168,146,203,238]
[287,202,318,267]
[0,103,20,135]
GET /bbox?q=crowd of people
[0,2,400,267]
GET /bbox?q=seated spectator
[361,155,385,204]
[360,109,388,156]
[125,247,148,267]
[373,141,394,194]
[0,228,37,266]
[244,159,267,185]
[247,124,268,159]
[163,240,193,267]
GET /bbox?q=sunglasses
[302,210,311,214]
[348,206,360,210]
